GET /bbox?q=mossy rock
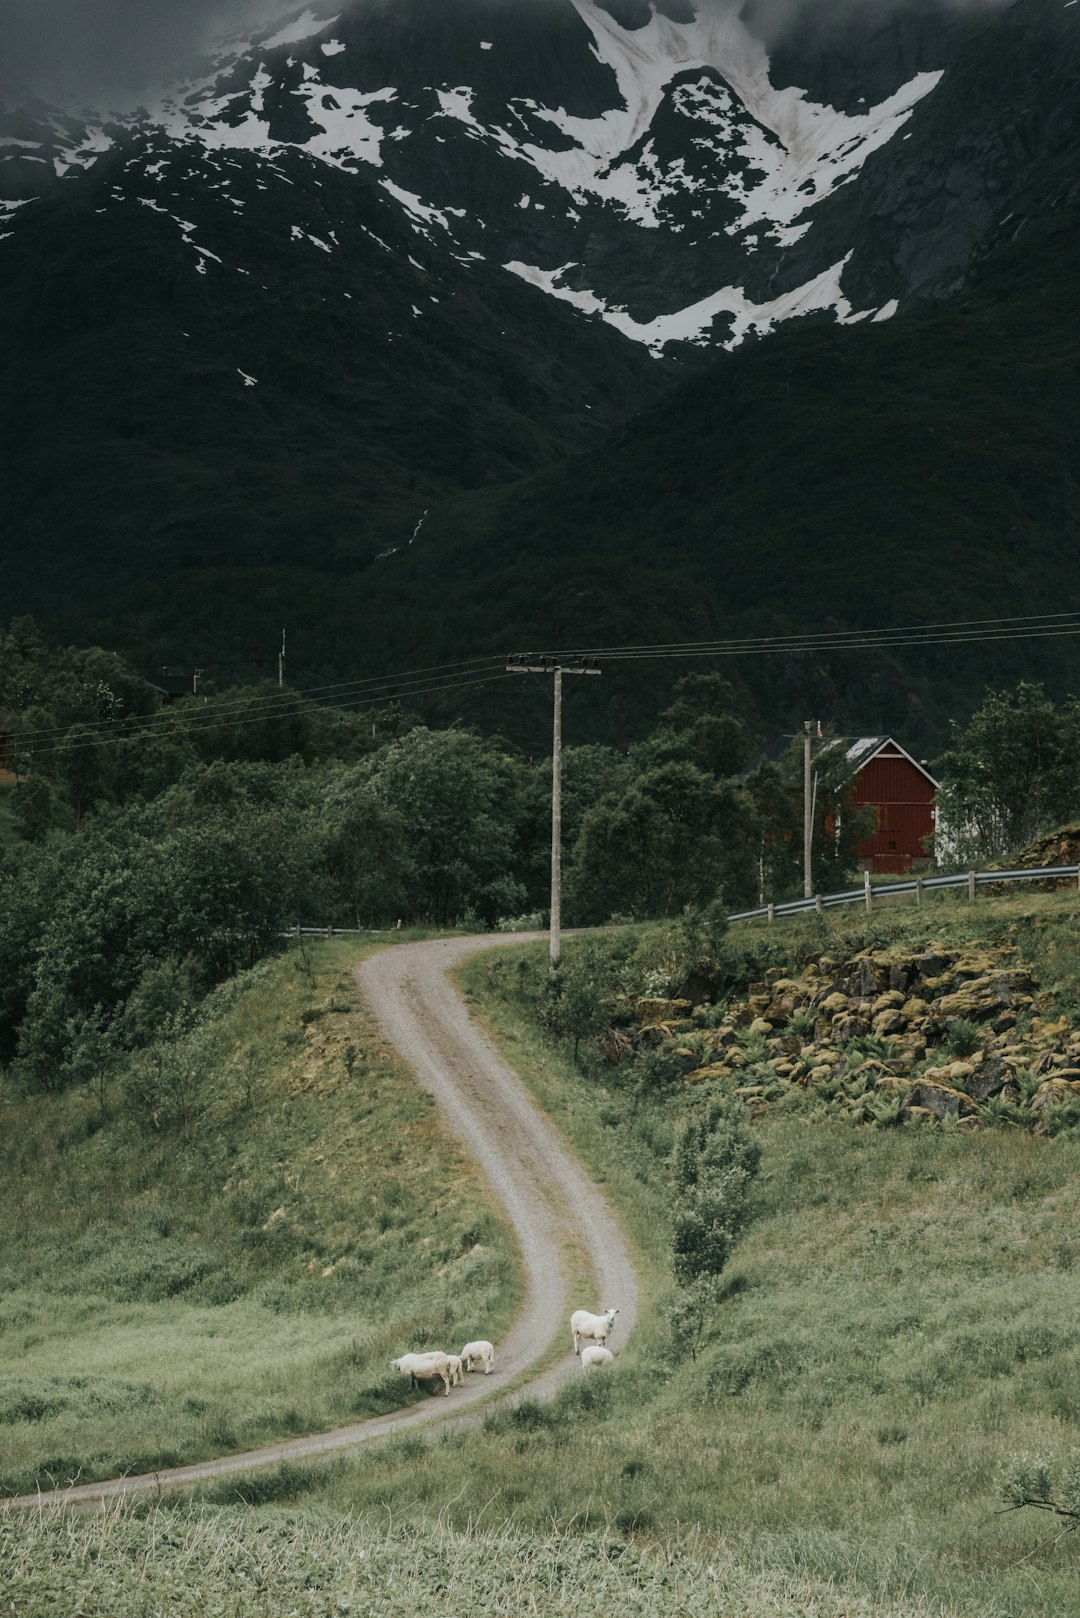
[635,997,692,1026]
[907,1081,979,1120]
[684,1061,734,1085]
[1031,1075,1080,1111]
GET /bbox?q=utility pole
[507,655,600,964]
[278,629,286,690]
[803,720,814,899]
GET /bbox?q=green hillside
[5,899,1080,1615]
[0,938,517,1497]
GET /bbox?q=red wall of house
[850,754,936,874]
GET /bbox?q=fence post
[864,871,873,913]
[915,878,924,908]
[968,870,976,903]
[815,894,823,915]
[767,903,775,925]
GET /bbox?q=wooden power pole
[803,720,814,899]
[508,655,600,963]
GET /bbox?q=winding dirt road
[4,934,638,1508]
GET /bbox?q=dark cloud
[0,0,1018,104]
[0,0,285,102]
[740,0,1013,41]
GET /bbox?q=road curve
[3,933,638,1509]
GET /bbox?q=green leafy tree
[320,767,416,926]
[633,674,755,780]
[670,1103,762,1359]
[569,760,755,923]
[936,682,1078,861]
[360,727,529,926]
[538,942,613,1065]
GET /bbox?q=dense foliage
[5,610,1080,1103]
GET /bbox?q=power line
[547,618,1080,663]
[7,655,506,748]
[17,671,516,761]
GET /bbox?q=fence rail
[726,862,1080,925]
[287,863,1080,940]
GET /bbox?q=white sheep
[580,1345,614,1372]
[390,1351,454,1396]
[446,1353,464,1387]
[459,1339,495,1375]
[570,1306,619,1355]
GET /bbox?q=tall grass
[275,912,1080,1617]
[0,939,519,1495]
[3,1497,983,1618]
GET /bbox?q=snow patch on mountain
[262,8,340,51]
[504,251,893,354]
[504,2,942,234]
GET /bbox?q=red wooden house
[846,737,938,875]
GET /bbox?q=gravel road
[4,933,638,1509]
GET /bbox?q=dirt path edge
[2,933,639,1510]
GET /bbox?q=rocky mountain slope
[0,0,1077,715]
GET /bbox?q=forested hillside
[0,0,1077,742]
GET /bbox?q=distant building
[148,668,202,703]
[845,736,938,875]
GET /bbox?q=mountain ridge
[1,0,1077,737]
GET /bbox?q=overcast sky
[0,0,287,101]
[0,0,1015,104]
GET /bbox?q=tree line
[2,613,1076,1097]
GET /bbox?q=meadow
[0,937,518,1497]
[4,898,1080,1616]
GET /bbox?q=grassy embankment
[279,892,1079,1617]
[0,936,519,1498]
[6,895,1080,1617]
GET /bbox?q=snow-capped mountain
[0,0,1077,700]
[3,0,1073,357]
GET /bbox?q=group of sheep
[390,1339,495,1396]
[390,1306,621,1397]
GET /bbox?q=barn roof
[846,736,939,789]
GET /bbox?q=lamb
[390,1351,455,1396]
[570,1307,619,1355]
[580,1345,614,1372]
[446,1353,464,1387]
[459,1339,495,1375]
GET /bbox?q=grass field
[282,900,1080,1617]
[4,902,1080,1616]
[0,937,519,1497]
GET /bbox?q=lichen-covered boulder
[1031,1075,1080,1112]
[634,997,691,1026]
[908,1081,979,1120]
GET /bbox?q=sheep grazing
[459,1339,495,1375]
[570,1307,619,1356]
[390,1351,455,1396]
[580,1345,614,1372]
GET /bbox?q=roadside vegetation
[5,622,1080,1613]
[277,898,1078,1617]
[0,939,517,1497]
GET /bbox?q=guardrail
[726,863,1080,925]
[286,863,1080,940]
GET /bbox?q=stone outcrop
[626,938,1080,1132]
